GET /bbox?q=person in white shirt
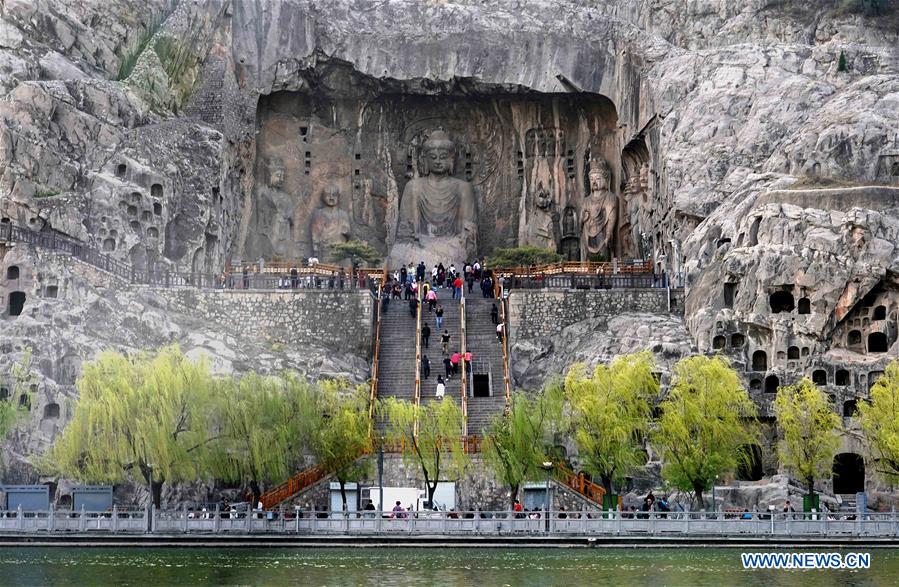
[435,375,446,399]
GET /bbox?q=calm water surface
[0,546,893,586]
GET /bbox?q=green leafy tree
[380,397,469,507]
[488,246,562,269]
[859,361,899,483]
[653,355,758,508]
[565,352,659,494]
[328,240,382,267]
[0,348,36,447]
[484,382,564,507]
[46,345,217,507]
[838,49,848,72]
[774,378,842,496]
[206,373,318,506]
[311,382,373,511]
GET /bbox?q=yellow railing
[367,265,388,435]
[260,465,328,510]
[493,259,653,278]
[556,463,607,506]
[413,279,423,437]
[494,279,512,405]
[460,284,468,438]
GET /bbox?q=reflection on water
[0,547,892,586]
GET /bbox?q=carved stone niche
[247,62,619,263]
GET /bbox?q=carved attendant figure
[581,159,618,259]
[523,182,559,250]
[310,185,351,259]
[393,130,477,265]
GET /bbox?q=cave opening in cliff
[7,291,25,316]
[874,305,887,320]
[723,283,736,308]
[713,335,725,350]
[764,374,779,394]
[43,403,60,419]
[842,399,857,417]
[832,453,864,495]
[770,291,795,313]
[787,346,799,360]
[752,350,767,371]
[0,387,7,400]
[835,369,850,386]
[798,297,811,314]
[249,65,621,263]
[812,369,827,385]
[731,333,745,347]
[868,332,888,352]
[6,265,18,280]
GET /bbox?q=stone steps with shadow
[462,295,507,434]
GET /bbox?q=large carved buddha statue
[581,159,618,259]
[391,130,478,266]
[309,185,351,259]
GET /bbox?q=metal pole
[378,441,384,520]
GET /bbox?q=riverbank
[3,532,899,548]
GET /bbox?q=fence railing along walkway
[0,223,381,291]
[3,508,897,538]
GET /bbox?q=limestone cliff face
[1,0,898,488]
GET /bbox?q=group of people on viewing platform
[378,259,503,401]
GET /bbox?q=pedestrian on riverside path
[441,329,451,355]
[443,357,453,379]
[436,376,446,399]
[490,302,499,325]
[409,296,419,318]
[435,305,445,330]
[421,324,431,348]
[421,355,431,380]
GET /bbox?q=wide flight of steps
[376,287,462,408]
[463,294,508,433]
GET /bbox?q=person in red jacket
[453,276,463,300]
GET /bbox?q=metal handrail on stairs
[460,282,468,437]
[493,279,512,405]
[555,464,607,507]
[259,465,328,510]
[367,265,388,435]
[413,278,423,437]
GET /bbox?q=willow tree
[654,355,758,508]
[859,361,899,483]
[46,345,216,507]
[380,397,468,508]
[774,377,842,497]
[565,352,659,494]
[0,348,35,446]
[484,382,564,507]
[311,382,373,511]
[206,373,319,506]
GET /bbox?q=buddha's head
[588,159,612,193]
[268,158,285,188]
[320,185,340,207]
[422,130,455,176]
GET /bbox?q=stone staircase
[463,294,508,433]
[376,287,462,409]
[420,290,462,405]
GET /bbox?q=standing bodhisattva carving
[581,159,617,259]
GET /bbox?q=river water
[0,546,892,586]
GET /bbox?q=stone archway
[832,453,865,495]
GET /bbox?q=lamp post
[541,461,553,533]
[147,463,155,533]
[711,474,720,517]
[378,438,384,516]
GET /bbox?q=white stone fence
[2,507,899,537]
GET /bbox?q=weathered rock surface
[1,0,898,501]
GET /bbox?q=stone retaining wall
[508,289,674,340]
[146,287,375,356]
